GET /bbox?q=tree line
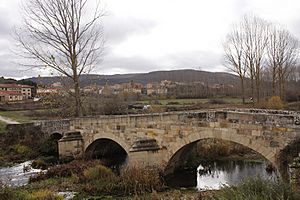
[224,15,299,104]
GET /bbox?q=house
[0,84,34,100]
[37,88,60,96]
[0,90,23,102]
[99,83,113,96]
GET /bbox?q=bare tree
[223,24,247,104]
[267,26,299,100]
[242,15,269,103]
[15,0,104,116]
[267,25,280,96]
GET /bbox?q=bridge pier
[58,131,84,159]
[128,150,166,167]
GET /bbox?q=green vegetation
[0,111,33,123]
[29,161,164,199]
[0,187,63,200]
[0,126,61,167]
[0,121,6,134]
[1,163,299,200]
[209,177,300,200]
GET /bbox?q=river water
[0,161,43,187]
[167,160,278,190]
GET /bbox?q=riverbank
[0,160,299,200]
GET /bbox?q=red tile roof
[0,84,34,88]
[0,90,22,95]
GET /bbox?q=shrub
[14,144,31,155]
[209,177,300,200]
[83,165,116,181]
[80,165,165,196]
[26,189,63,200]
[30,160,101,182]
[31,159,48,170]
[0,187,27,200]
[118,166,165,195]
[267,96,284,110]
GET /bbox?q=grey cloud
[103,15,157,45]
[166,51,223,71]
[98,53,159,74]
[96,50,223,75]
[290,19,300,39]
[0,8,13,37]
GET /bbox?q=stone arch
[164,132,278,174]
[84,133,130,153]
[84,133,131,167]
[49,132,63,140]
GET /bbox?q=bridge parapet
[35,119,71,135]
[70,109,300,129]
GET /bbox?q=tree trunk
[241,77,245,104]
[278,68,283,101]
[250,69,254,102]
[272,67,276,96]
[281,79,285,101]
[73,69,82,117]
[255,75,260,103]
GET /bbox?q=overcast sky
[1,0,300,78]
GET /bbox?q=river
[0,161,43,187]
[166,160,278,190]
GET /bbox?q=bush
[209,177,300,200]
[80,165,165,196]
[0,187,27,200]
[30,160,101,182]
[83,165,116,181]
[31,159,48,170]
[14,144,31,155]
[26,189,63,200]
[267,96,284,110]
[118,166,165,195]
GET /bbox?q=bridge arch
[84,133,130,167]
[164,131,278,174]
[49,132,63,139]
[84,133,130,153]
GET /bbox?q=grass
[0,110,33,123]
[0,109,55,123]
[209,177,300,200]
[0,121,6,133]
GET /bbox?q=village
[0,80,236,103]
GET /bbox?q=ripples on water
[0,161,43,187]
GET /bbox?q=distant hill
[0,77,37,87]
[26,69,240,87]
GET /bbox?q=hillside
[26,69,240,86]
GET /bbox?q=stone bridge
[58,109,300,174]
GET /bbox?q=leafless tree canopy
[224,14,299,103]
[223,24,247,103]
[267,25,299,99]
[15,0,104,116]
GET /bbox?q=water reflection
[196,160,277,190]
